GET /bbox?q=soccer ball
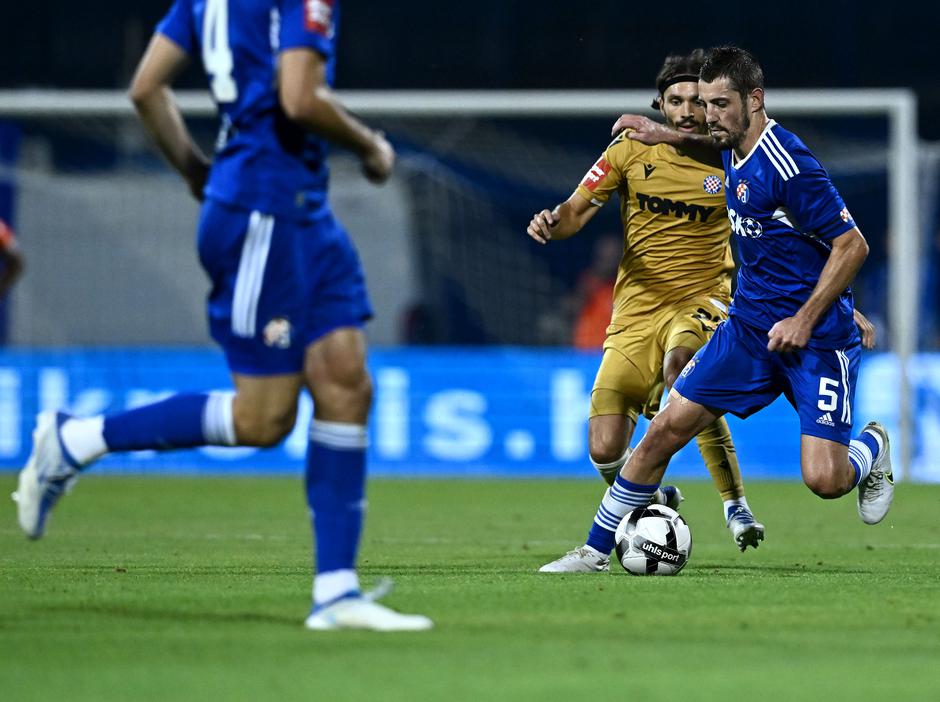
[614,504,692,576]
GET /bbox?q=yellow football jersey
[574,132,733,320]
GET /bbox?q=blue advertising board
[0,348,936,481]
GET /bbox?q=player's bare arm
[526,192,598,245]
[278,49,393,184]
[853,308,876,349]
[129,35,210,201]
[767,228,869,352]
[611,114,722,169]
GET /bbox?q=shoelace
[727,507,755,525]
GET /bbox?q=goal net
[0,88,928,476]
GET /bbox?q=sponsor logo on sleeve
[840,207,853,223]
[304,0,335,38]
[580,157,611,192]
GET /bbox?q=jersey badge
[840,207,853,223]
[736,180,750,204]
[263,317,293,349]
[304,0,335,38]
[643,163,656,179]
[679,358,697,379]
[703,175,722,194]
[581,157,611,192]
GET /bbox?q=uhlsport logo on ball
[614,504,692,576]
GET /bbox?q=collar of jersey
[731,119,778,171]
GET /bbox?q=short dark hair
[700,46,764,100]
[651,49,706,109]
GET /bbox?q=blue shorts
[197,199,373,375]
[672,315,861,445]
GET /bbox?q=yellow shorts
[589,297,728,421]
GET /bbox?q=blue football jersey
[157,0,340,219]
[723,120,859,348]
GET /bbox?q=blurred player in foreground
[530,50,764,571]
[542,46,893,571]
[13,0,430,632]
[0,218,25,302]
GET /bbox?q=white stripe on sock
[594,485,654,531]
[309,420,368,450]
[591,445,630,473]
[202,391,237,446]
[849,439,873,484]
[59,416,107,466]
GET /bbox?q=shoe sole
[733,524,765,552]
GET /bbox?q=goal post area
[0,88,928,479]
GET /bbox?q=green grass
[1,476,938,702]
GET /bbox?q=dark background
[2,1,938,137]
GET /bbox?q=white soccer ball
[614,504,692,576]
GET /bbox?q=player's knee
[233,404,297,447]
[589,437,626,466]
[802,467,851,499]
[309,365,373,421]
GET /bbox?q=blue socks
[586,474,660,555]
[306,420,368,604]
[100,391,235,452]
[848,428,882,488]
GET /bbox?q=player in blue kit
[13,0,431,632]
[541,46,893,571]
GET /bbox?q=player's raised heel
[857,422,894,525]
[304,579,432,632]
[726,504,765,551]
[538,546,610,573]
[11,411,79,540]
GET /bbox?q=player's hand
[361,131,395,184]
[767,316,812,353]
[526,209,558,244]
[853,308,876,349]
[611,114,674,145]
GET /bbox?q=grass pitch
[1,476,938,702]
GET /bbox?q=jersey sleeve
[781,148,857,242]
[279,0,337,58]
[156,0,196,55]
[574,135,630,206]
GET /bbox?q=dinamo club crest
[736,181,750,203]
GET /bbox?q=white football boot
[12,411,79,540]
[856,422,894,525]
[538,546,610,573]
[726,504,765,551]
[304,579,433,632]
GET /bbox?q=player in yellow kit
[528,50,763,565]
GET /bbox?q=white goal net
[0,88,927,475]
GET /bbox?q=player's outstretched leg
[12,391,239,539]
[853,422,893,524]
[12,411,80,539]
[539,473,659,573]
